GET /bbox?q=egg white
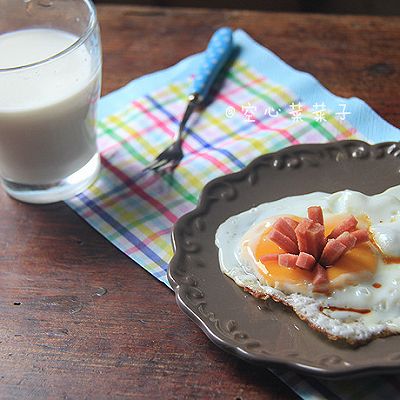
[215,187,400,344]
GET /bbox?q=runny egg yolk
[254,215,377,290]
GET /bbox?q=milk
[0,28,100,185]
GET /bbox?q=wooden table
[1,5,399,399]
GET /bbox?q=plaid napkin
[66,30,400,399]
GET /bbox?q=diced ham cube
[328,215,358,238]
[269,229,299,254]
[283,217,299,230]
[296,252,316,270]
[308,206,324,226]
[273,217,297,243]
[294,219,313,253]
[278,253,299,268]
[336,231,357,251]
[306,222,326,259]
[351,229,369,244]
[319,239,347,266]
[294,219,325,259]
[260,254,279,263]
[313,264,329,287]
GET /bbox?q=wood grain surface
[1,5,399,399]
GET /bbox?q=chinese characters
[225,102,351,123]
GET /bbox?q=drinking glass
[0,0,102,203]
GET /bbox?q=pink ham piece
[313,264,329,287]
[319,239,347,266]
[306,222,326,259]
[308,206,324,225]
[296,252,316,270]
[328,215,358,238]
[272,217,297,243]
[295,219,326,259]
[260,254,279,263]
[294,219,313,253]
[278,254,299,268]
[351,229,369,244]
[269,229,299,254]
[336,231,357,251]
[283,217,299,230]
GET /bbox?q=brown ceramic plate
[168,140,400,378]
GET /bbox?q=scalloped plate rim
[168,140,400,378]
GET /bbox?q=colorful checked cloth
[66,30,400,399]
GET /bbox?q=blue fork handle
[192,27,234,102]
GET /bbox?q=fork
[143,27,234,172]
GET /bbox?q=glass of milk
[0,0,102,203]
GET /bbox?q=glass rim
[0,0,97,72]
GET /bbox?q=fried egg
[215,186,400,345]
